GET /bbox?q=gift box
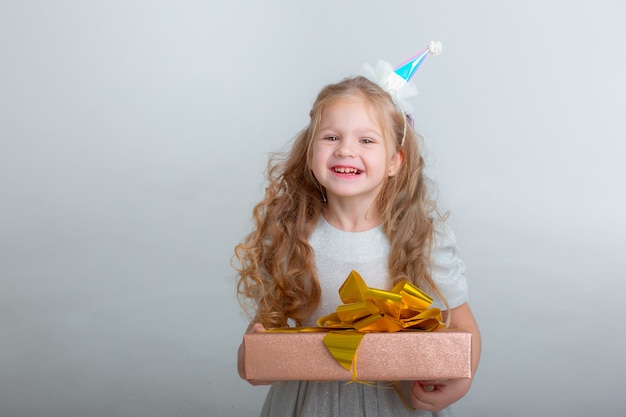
[243,329,471,381]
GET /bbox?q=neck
[322,200,383,232]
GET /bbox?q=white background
[1,1,625,416]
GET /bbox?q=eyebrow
[317,127,382,137]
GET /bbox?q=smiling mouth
[333,167,362,175]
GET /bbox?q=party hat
[360,41,442,116]
[384,40,443,92]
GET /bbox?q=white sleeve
[429,221,469,310]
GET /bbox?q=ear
[388,149,405,177]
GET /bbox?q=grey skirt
[260,380,455,417]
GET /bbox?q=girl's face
[310,97,402,207]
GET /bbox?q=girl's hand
[411,377,471,411]
[249,323,266,334]
[410,301,481,411]
[237,323,274,386]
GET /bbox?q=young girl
[234,44,481,417]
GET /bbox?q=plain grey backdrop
[1,1,625,416]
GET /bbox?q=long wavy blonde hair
[233,76,448,328]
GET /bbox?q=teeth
[334,167,361,174]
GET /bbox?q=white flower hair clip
[360,40,442,117]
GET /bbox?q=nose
[335,139,356,158]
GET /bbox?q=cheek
[310,145,328,164]
[309,149,325,176]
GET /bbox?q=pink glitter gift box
[243,330,471,381]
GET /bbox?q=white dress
[259,217,469,417]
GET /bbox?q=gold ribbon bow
[316,270,444,374]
